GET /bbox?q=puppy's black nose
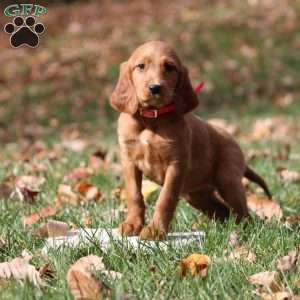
[149,84,161,95]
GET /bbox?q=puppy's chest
[120,130,171,183]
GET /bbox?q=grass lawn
[0,1,299,299]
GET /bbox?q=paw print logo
[4,16,45,48]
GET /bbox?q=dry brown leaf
[295,279,300,287]
[279,169,300,183]
[246,117,293,142]
[74,182,101,202]
[254,289,292,300]
[249,118,274,140]
[228,231,240,247]
[0,237,6,247]
[226,245,257,263]
[67,269,101,300]
[38,264,54,279]
[276,249,299,271]
[179,254,211,278]
[69,255,105,273]
[67,255,106,300]
[248,271,281,292]
[0,251,41,285]
[247,194,282,221]
[274,93,294,108]
[285,215,300,226]
[89,149,106,171]
[15,175,45,203]
[0,176,15,199]
[62,139,87,153]
[32,220,69,238]
[82,212,92,226]
[22,206,58,225]
[57,184,79,206]
[63,167,93,182]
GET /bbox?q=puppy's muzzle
[149,84,161,95]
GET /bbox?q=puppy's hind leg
[216,169,249,223]
[185,189,230,221]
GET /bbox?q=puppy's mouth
[140,92,173,108]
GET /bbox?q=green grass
[1,1,300,298]
[0,101,299,299]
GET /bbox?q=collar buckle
[140,108,158,118]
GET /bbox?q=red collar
[139,102,176,118]
[138,81,205,118]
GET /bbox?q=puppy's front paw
[119,221,143,236]
[139,224,167,240]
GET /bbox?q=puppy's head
[110,41,199,115]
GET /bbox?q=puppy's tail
[244,166,272,199]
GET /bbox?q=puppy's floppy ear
[110,61,138,114]
[175,66,199,114]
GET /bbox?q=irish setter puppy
[110,41,271,240]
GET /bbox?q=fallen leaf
[254,289,292,300]
[245,149,272,161]
[22,206,58,225]
[62,139,87,152]
[89,149,106,171]
[0,238,5,247]
[295,279,300,287]
[82,212,92,226]
[141,180,160,200]
[274,93,294,108]
[67,269,101,300]
[57,184,79,206]
[0,176,15,199]
[67,255,107,300]
[276,249,299,271]
[0,251,41,286]
[228,231,240,247]
[74,182,101,202]
[246,117,293,142]
[38,264,54,279]
[279,169,300,183]
[116,180,160,202]
[15,175,45,203]
[63,167,93,182]
[32,220,69,237]
[248,271,281,292]
[226,245,257,263]
[248,118,273,140]
[285,215,300,225]
[69,255,105,274]
[247,194,282,221]
[179,254,211,278]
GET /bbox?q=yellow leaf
[141,180,159,200]
[179,254,211,278]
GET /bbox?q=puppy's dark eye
[137,63,145,71]
[164,63,176,73]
